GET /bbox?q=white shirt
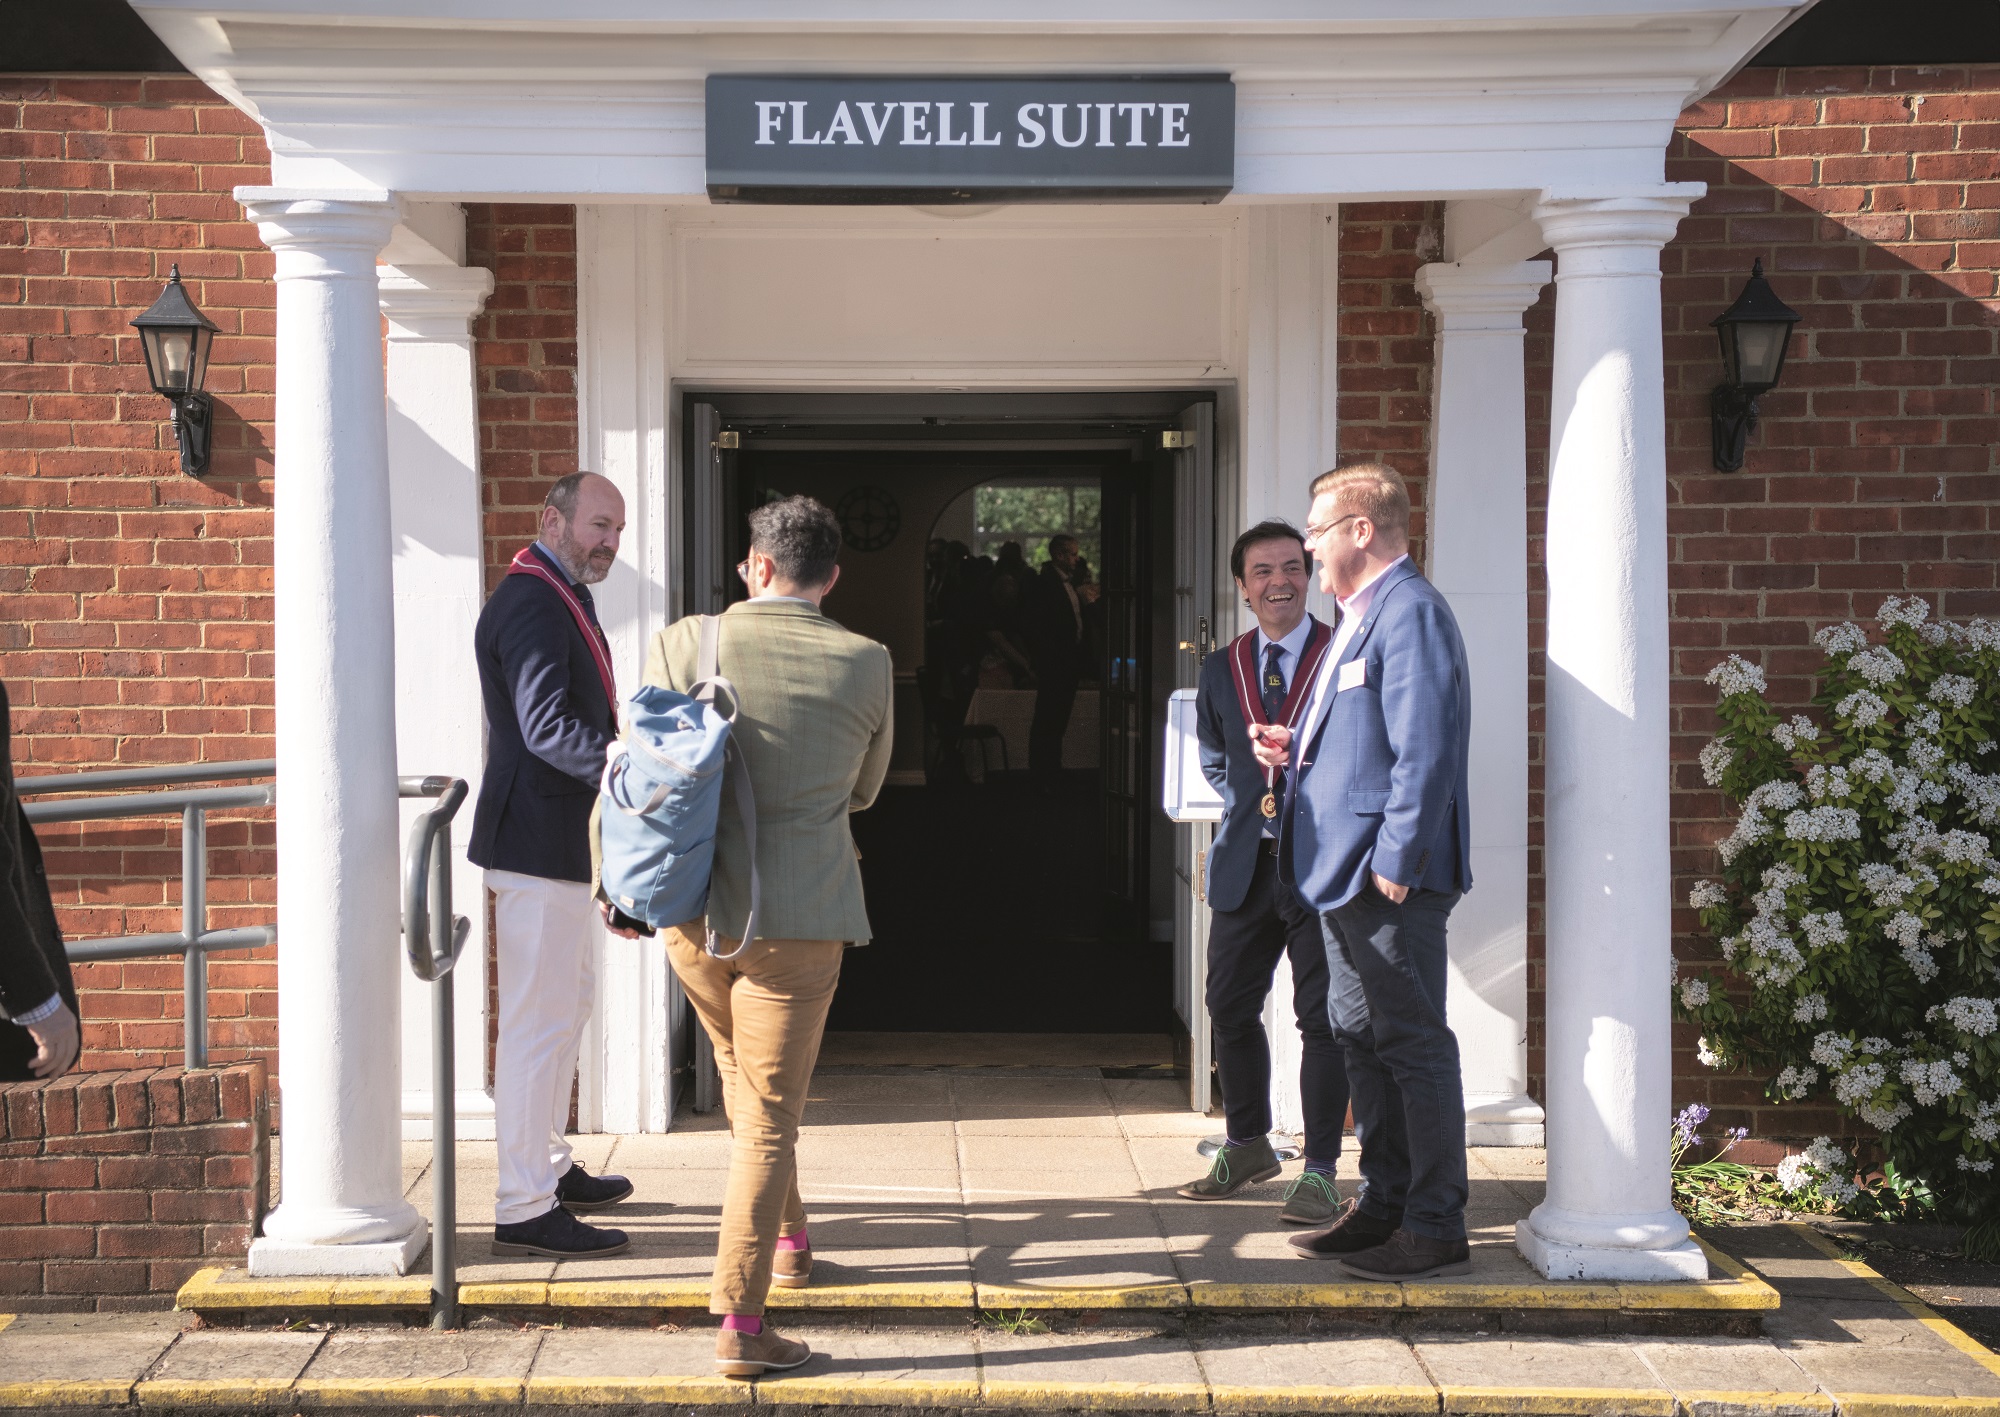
[1300,554,1410,759]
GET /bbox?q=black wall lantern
[1709,258,1801,473]
[131,264,219,476]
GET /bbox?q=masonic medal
[1230,617,1333,820]
[1260,792,1278,819]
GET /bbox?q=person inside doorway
[1178,520,1348,1226]
[1025,533,1099,795]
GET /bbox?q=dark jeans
[1028,669,1078,784]
[1208,849,1349,1162]
[1321,883,1467,1242]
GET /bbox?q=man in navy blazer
[1255,462,1475,1280]
[470,471,639,1259]
[1179,521,1348,1225]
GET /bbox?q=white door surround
[142,0,1810,1283]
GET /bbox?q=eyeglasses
[1304,513,1363,541]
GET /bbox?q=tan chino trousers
[663,926,844,1316]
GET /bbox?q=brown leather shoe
[715,1324,812,1378]
[772,1240,813,1289]
[1336,1227,1472,1280]
[1286,1198,1401,1259]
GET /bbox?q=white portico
[132,0,1808,1284]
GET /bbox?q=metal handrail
[398,774,471,1331]
[18,762,278,1071]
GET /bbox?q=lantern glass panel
[1735,322,1789,389]
[143,326,194,395]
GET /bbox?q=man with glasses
[1251,463,1475,1280]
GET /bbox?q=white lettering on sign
[757,97,1195,150]
[1017,103,1046,148]
[969,101,1003,146]
[755,100,785,146]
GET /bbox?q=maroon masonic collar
[1228,615,1331,818]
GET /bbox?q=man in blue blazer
[470,471,639,1258]
[1254,462,1474,1280]
[1179,521,1348,1225]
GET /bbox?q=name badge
[1337,659,1367,692]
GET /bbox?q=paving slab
[136,1330,329,1409]
[977,1327,1208,1409]
[0,1313,185,1405]
[959,1107,1128,1135]
[959,1134,1142,1175]
[1195,1329,1438,1412]
[527,1325,747,1405]
[1632,1338,1831,1417]
[756,1325,982,1405]
[1778,1339,2000,1402]
[295,1329,542,1406]
[1415,1334,1677,1415]
[805,1075,953,1106]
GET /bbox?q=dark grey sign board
[706,74,1235,204]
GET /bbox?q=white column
[1241,203,1339,1137]
[235,188,426,1276]
[1415,258,1549,1147]
[380,262,498,1142]
[575,204,676,1133]
[1518,184,1705,1282]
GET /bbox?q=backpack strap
[690,614,759,960]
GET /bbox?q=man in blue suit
[470,471,638,1258]
[1178,521,1347,1226]
[1253,462,1474,1280]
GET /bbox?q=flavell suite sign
[705,75,1235,203]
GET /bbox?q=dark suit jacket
[467,568,617,884]
[1196,621,1325,916]
[1283,560,1473,913]
[1026,564,1085,679]
[0,682,78,1077]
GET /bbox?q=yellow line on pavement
[1207,1382,1440,1412]
[1786,1223,2000,1378]
[1439,1385,1677,1415]
[0,1379,134,1408]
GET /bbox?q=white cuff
[10,993,63,1027]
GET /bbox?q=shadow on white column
[236,187,427,1276]
[381,259,499,1143]
[1417,256,1550,1147]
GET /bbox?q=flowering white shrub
[1679,597,2000,1221]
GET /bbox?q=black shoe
[556,1163,635,1212]
[1335,1227,1471,1280]
[1287,1198,1402,1258]
[492,1204,630,1258]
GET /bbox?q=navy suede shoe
[556,1163,636,1212]
[492,1204,629,1258]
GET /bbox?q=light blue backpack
[598,616,759,957]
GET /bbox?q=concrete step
[178,1236,1777,1335]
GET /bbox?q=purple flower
[1672,1103,1710,1149]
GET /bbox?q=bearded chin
[576,558,613,586]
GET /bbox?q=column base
[248,1215,428,1277]
[1465,1093,1545,1146]
[1514,1219,1708,1281]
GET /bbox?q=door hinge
[714,430,741,450]
[1161,430,1193,450]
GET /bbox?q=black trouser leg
[1028,670,1078,784]
[1207,851,1350,1160]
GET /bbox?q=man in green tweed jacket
[617,495,891,1378]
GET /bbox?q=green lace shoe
[1176,1135,1282,1200]
[1280,1168,1342,1225]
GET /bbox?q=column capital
[1532,184,1705,276]
[235,188,403,279]
[1415,260,1551,332]
[379,264,495,343]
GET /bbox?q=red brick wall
[1,76,279,1073]
[0,1062,268,1311]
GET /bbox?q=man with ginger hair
[1251,461,1475,1280]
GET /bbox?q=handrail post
[430,814,458,1331]
[182,804,208,1071]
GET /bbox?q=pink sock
[722,1313,763,1335]
[775,1230,809,1252]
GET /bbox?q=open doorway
[682,394,1214,1076]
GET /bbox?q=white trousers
[490,869,598,1226]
